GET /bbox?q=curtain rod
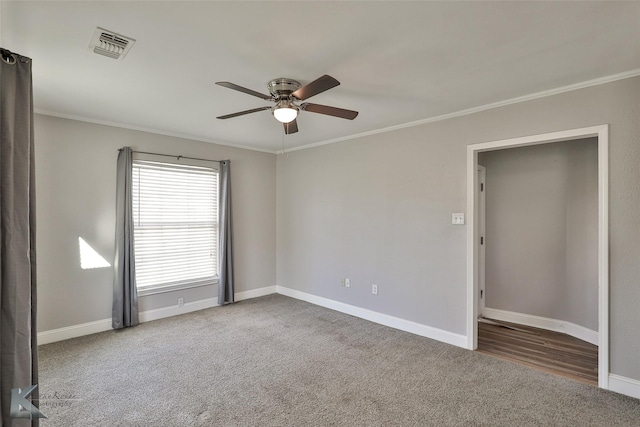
[118,148,222,163]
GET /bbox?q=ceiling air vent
[89,27,135,60]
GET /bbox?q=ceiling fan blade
[283,119,298,134]
[301,103,358,120]
[216,106,271,119]
[291,75,340,101]
[215,82,273,100]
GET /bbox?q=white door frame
[477,165,486,318]
[466,125,609,389]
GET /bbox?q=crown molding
[279,69,640,154]
[34,68,640,156]
[34,109,278,154]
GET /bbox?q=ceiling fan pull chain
[282,125,288,159]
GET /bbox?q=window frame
[131,153,220,297]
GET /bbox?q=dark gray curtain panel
[112,147,138,329]
[218,160,234,305]
[0,48,39,426]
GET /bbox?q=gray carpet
[38,294,640,426]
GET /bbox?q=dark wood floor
[477,319,598,386]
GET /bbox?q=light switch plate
[452,213,465,225]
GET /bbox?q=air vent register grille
[89,27,135,60]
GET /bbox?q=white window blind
[132,160,218,293]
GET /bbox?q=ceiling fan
[215,75,358,134]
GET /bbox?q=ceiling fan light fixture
[272,100,298,123]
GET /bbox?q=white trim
[276,286,467,348]
[37,286,277,345]
[466,125,609,389]
[467,146,479,350]
[235,285,277,301]
[34,109,276,154]
[483,308,598,346]
[469,125,607,152]
[477,165,486,318]
[597,128,609,389]
[37,318,112,345]
[281,70,640,154]
[609,374,640,400]
[137,279,218,297]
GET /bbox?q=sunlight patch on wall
[79,237,111,269]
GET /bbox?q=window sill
[137,278,219,297]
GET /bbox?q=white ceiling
[2,1,639,153]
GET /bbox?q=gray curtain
[218,160,234,305]
[0,49,39,426]
[112,147,138,329]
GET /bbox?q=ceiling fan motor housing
[268,78,301,98]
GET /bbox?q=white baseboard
[609,374,640,400]
[37,318,113,345]
[235,285,276,301]
[275,285,467,349]
[483,308,598,346]
[38,286,276,345]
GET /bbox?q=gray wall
[276,76,640,380]
[35,114,277,331]
[479,138,598,330]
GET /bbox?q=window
[132,159,218,295]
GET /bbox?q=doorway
[466,125,609,389]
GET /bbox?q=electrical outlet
[177,298,184,307]
[372,284,378,295]
[345,278,351,288]
[452,213,465,225]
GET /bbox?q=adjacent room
[477,138,600,384]
[1,1,640,425]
